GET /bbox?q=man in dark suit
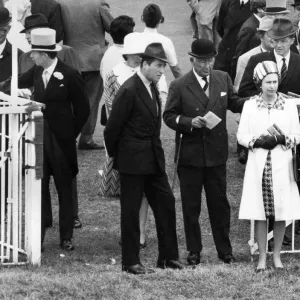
[239,18,300,97]
[231,0,266,80]
[104,43,183,275]
[30,0,64,43]
[0,7,23,82]
[214,0,251,77]
[164,39,246,266]
[2,28,90,250]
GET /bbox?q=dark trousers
[44,177,78,226]
[78,71,103,145]
[120,172,179,266]
[41,122,74,243]
[178,165,232,257]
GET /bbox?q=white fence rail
[0,97,43,266]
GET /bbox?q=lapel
[186,70,209,110]
[44,58,63,93]
[135,74,157,118]
[205,70,220,113]
[282,52,297,87]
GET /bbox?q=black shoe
[45,223,52,228]
[187,252,200,266]
[60,239,74,251]
[122,264,155,275]
[283,235,291,246]
[140,241,147,249]
[78,142,104,150]
[157,259,184,270]
[73,216,82,229]
[219,254,236,264]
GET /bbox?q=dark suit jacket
[231,14,260,79]
[104,73,166,175]
[238,50,300,97]
[163,70,246,168]
[214,0,251,75]
[31,0,64,43]
[0,40,23,82]
[2,59,89,176]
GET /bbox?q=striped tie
[281,58,287,81]
[202,76,208,92]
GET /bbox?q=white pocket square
[221,92,227,96]
[59,84,64,87]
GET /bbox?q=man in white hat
[2,28,90,251]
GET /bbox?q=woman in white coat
[237,61,300,272]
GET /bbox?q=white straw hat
[31,28,61,52]
[120,32,145,56]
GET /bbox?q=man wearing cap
[164,39,246,266]
[239,18,300,97]
[231,0,266,80]
[104,43,183,274]
[57,0,114,150]
[1,28,90,251]
[0,7,23,82]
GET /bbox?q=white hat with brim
[119,32,146,56]
[30,28,61,52]
[264,0,290,14]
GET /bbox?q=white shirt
[43,58,58,87]
[253,14,262,23]
[193,68,210,91]
[0,39,6,56]
[274,50,290,73]
[100,44,124,80]
[137,70,152,98]
[140,27,178,66]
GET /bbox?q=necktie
[281,58,287,81]
[150,82,158,114]
[202,76,208,92]
[43,70,49,88]
[240,0,244,8]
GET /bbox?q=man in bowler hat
[104,43,183,274]
[164,39,246,265]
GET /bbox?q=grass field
[2,0,300,299]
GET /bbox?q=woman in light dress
[237,61,300,272]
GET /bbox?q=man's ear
[190,57,194,63]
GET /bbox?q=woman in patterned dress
[237,61,300,272]
[99,33,149,247]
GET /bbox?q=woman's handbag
[292,139,300,182]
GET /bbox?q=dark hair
[257,30,266,38]
[142,4,164,28]
[44,51,58,59]
[110,15,135,44]
[140,56,156,68]
[250,0,266,13]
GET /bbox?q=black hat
[20,14,49,33]
[291,0,300,7]
[188,39,217,59]
[140,43,168,63]
[0,7,11,27]
[267,18,297,40]
[142,4,164,27]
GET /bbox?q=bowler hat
[0,7,11,27]
[264,0,290,14]
[267,18,297,40]
[188,39,217,59]
[291,0,300,7]
[31,28,61,52]
[140,42,168,63]
[20,14,49,33]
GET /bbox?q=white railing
[0,94,43,266]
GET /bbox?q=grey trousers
[78,71,103,145]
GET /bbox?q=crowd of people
[0,0,300,274]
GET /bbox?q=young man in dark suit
[2,28,89,251]
[104,43,183,275]
[164,39,246,266]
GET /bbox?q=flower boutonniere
[0,55,3,59]
[53,72,64,80]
